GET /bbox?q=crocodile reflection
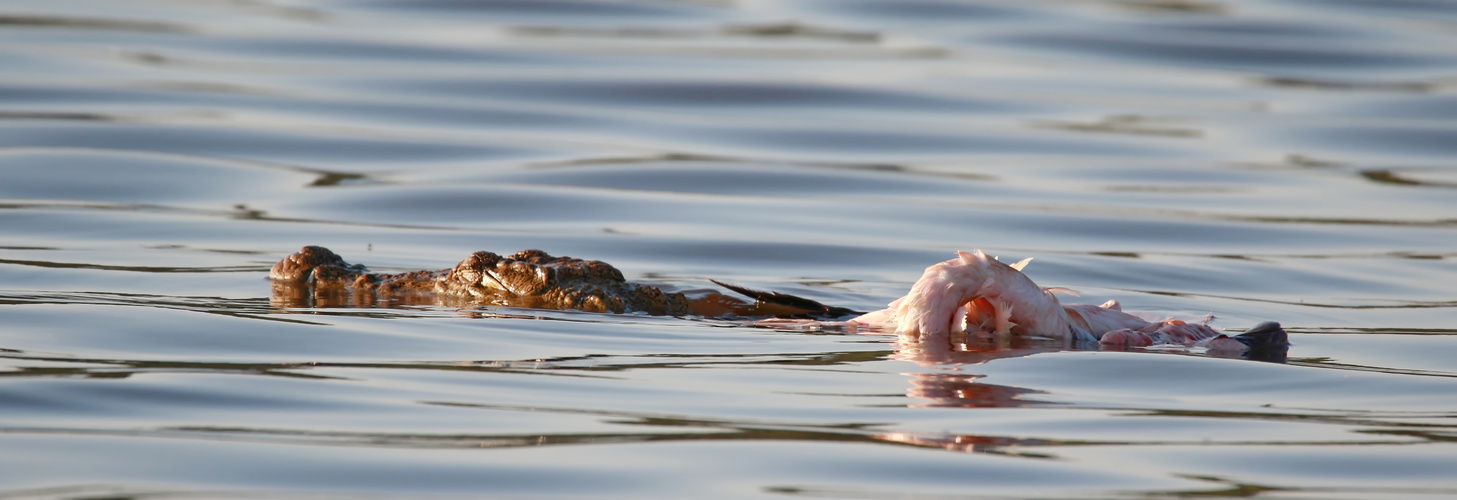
[0,345,1308,461]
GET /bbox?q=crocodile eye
[479,269,510,292]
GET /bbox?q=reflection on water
[1,0,1456,497]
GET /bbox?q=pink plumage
[852,250,1233,349]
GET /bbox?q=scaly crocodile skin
[269,245,689,315]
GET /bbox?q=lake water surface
[1,0,1456,498]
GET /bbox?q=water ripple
[1,0,1455,497]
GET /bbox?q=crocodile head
[270,246,689,315]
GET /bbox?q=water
[1,0,1455,498]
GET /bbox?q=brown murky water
[1,0,1455,498]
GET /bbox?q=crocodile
[269,246,1287,361]
[269,245,857,318]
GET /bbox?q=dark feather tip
[709,279,862,318]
